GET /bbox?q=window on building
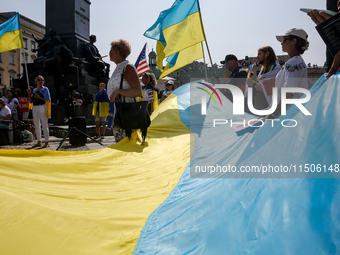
[9,54,15,65]
[23,38,28,49]
[9,74,15,87]
[31,41,36,51]
[0,72,3,85]
[0,53,2,62]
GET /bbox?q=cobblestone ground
[0,135,116,151]
[0,125,120,152]
[0,123,134,151]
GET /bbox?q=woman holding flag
[140,72,159,113]
[27,75,51,148]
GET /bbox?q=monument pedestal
[14,0,111,126]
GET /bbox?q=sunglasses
[36,79,44,82]
[165,84,172,86]
[282,37,294,43]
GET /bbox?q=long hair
[149,73,157,86]
[258,46,277,66]
[144,72,157,86]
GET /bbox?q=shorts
[95,112,107,122]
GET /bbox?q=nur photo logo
[197,82,223,115]
[199,84,312,117]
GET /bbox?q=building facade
[0,12,45,94]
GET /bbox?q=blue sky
[2,0,329,74]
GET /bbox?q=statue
[85,35,110,78]
[32,29,74,76]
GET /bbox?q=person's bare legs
[95,121,100,136]
[101,123,106,137]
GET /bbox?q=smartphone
[300,8,338,16]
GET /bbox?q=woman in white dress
[269,28,309,119]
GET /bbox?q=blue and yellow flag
[0,13,24,53]
[32,87,51,117]
[144,0,205,79]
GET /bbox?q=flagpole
[204,40,216,79]
[203,52,208,80]
[197,0,217,80]
[22,49,30,89]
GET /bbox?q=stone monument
[16,0,110,125]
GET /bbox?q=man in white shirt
[0,98,12,129]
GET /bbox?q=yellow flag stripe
[162,11,205,58]
[0,29,24,53]
[0,93,191,254]
[159,42,203,79]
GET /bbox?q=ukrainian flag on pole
[0,13,24,53]
[144,0,205,79]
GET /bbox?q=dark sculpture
[85,35,110,78]
[32,29,74,76]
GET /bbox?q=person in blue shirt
[92,82,110,138]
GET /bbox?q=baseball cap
[220,54,238,64]
[165,80,174,85]
[276,28,308,42]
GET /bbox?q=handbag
[114,68,151,141]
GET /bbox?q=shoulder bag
[114,69,151,141]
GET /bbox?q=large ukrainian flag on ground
[0,13,24,53]
[1,74,340,254]
[144,0,205,79]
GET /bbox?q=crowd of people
[0,39,175,147]
[3,3,339,147]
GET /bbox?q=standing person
[92,82,110,139]
[2,87,9,104]
[14,88,23,120]
[27,75,51,148]
[246,46,281,110]
[141,72,159,113]
[0,98,12,130]
[269,28,309,119]
[6,89,19,121]
[220,54,248,111]
[64,89,83,121]
[221,55,248,96]
[106,39,142,143]
[161,80,174,102]
[14,88,22,98]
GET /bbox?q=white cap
[276,28,308,42]
[165,80,174,85]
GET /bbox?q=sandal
[42,143,50,148]
[32,143,42,148]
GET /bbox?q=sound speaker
[68,116,87,145]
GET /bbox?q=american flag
[135,43,150,76]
